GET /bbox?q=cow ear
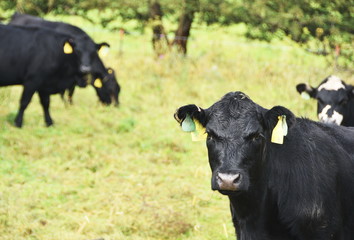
[97,43,110,57]
[96,42,110,55]
[174,104,206,126]
[263,106,296,144]
[174,104,207,141]
[63,39,75,54]
[96,42,110,50]
[296,83,316,99]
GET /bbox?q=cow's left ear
[263,106,296,144]
[63,39,75,54]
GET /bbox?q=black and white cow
[296,75,354,126]
[174,91,354,240]
[0,24,80,127]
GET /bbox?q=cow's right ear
[174,104,207,141]
[296,83,316,99]
[63,39,75,54]
[174,104,206,126]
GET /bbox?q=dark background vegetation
[0,0,353,69]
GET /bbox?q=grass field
[0,14,353,240]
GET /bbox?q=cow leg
[60,90,69,107]
[14,84,37,128]
[67,86,75,105]
[38,91,53,127]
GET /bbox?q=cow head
[92,67,121,106]
[296,75,354,125]
[174,92,295,196]
[74,37,110,74]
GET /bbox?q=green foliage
[1,0,352,68]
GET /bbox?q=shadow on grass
[6,111,17,126]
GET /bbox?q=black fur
[0,24,80,127]
[175,91,354,239]
[9,13,120,105]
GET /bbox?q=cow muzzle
[80,65,92,73]
[215,172,241,191]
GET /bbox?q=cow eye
[248,133,264,141]
[206,131,218,141]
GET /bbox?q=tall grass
[0,16,353,240]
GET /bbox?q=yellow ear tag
[108,69,113,74]
[94,78,103,88]
[191,118,207,142]
[63,42,73,54]
[98,46,109,57]
[271,115,288,144]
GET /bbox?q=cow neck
[342,98,354,126]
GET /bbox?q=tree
[149,1,170,57]
[171,0,199,55]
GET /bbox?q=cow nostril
[233,173,241,183]
[217,172,242,191]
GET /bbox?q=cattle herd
[1,11,353,240]
[175,83,354,239]
[0,13,120,127]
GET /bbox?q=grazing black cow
[10,13,109,74]
[61,67,120,106]
[93,67,120,106]
[0,24,80,127]
[174,91,354,240]
[296,75,354,126]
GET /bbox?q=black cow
[9,12,109,76]
[296,75,354,126]
[61,67,120,106]
[0,24,80,127]
[174,91,354,240]
[9,13,119,106]
[93,67,120,106]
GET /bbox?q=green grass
[0,15,354,240]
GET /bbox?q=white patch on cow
[318,105,343,125]
[318,76,345,91]
[318,105,331,122]
[331,111,344,125]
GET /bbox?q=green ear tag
[301,92,310,100]
[181,114,196,132]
